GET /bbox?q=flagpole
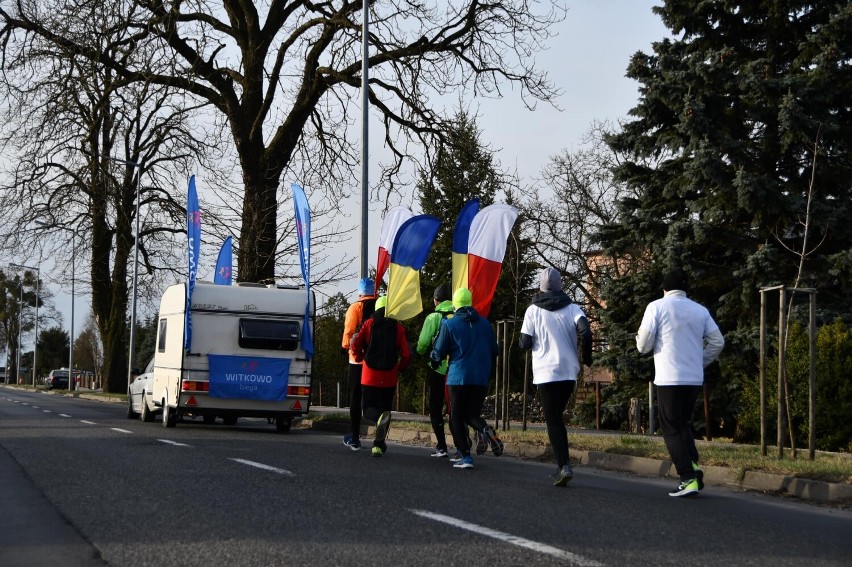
[360,0,369,279]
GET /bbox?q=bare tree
[1,0,565,283]
[0,2,218,391]
[521,122,638,319]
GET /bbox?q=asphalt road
[2,389,851,567]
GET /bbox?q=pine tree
[597,1,852,393]
[417,110,498,299]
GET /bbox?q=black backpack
[364,316,400,370]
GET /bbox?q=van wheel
[162,402,177,428]
[275,417,292,434]
[222,416,238,426]
[203,415,216,425]
[140,395,154,422]
[126,396,137,419]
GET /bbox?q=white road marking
[59,414,71,418]
[157,439,191,447]
[32,405,40,409]
[22,402,29,406]
[43,409,51,413]
[229,458,295,477]
[81,420,97,425]
[111,428,133,434]
[409,509,605,566]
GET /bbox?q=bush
[735,319,852,452]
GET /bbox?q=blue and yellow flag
[386,215,441,321]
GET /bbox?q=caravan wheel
[275,416,292,434]
[162,402,177,428]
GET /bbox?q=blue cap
[358,278,375,296]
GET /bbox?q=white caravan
[151,281,314,433]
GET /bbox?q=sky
[331,0,670,300]
[14,1,670,364]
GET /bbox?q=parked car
[127,358,157,422]
[45,369,70,390]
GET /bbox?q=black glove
[429,358,440,370]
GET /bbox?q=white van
[151,281,314,433]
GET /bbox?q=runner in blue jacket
[430,287,502,469]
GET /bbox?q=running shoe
[375,411,392,445]
[475,432,488,455]
[449,451,464,462]
[453,455,474,469]
[553,464,574,487]
[431,447,448,458]
[669,478,700,497]
[482,425,504,457]
[343,434,361,451]
[371,446,384,457]
[692,461,705,490]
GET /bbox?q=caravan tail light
[181,380,209,392]
[287,385,310,396]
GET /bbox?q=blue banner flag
[291,183,314,358]
[214,236,233,285]
[208,354,291,401]
[185,175,201,350]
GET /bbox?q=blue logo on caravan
[208,355,291,401]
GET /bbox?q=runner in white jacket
[636,268,724,497]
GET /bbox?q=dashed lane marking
[43,409,51,413]
[228,458,295,477]
[111,428,133,434]
[81,420,97,425]
[59,414,71,418]
[157,439,191,447]
[409,509,605,566]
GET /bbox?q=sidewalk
[310,405,852,507]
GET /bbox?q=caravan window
[157,319,168,353]
[239,319,300,351]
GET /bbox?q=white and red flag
[376,206,414,285]
[467,204,518,318]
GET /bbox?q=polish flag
[376,206,414,285]
[467,204,518,318]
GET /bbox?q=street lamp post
[17,282,23,384]
[11,263,40,387]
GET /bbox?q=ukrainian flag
[386,215,442,321]
[451,199,479,293]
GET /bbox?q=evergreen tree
[311,293,349,405]
[596,1,852,402]
[417,110,498,299]
[36,326,70,379]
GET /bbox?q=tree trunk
[90,172,132,394]
[237,162,281,283]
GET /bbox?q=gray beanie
[539,267,563,292]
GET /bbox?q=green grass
[310,411,852,485]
